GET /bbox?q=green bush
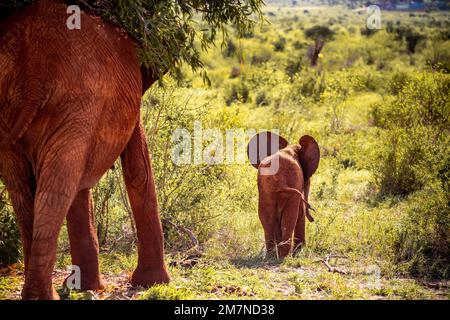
[273,36,286,52]
[223,39,237,58]
[388,71,411,95]
[394,183,449,279]
[290,70,326,102]
[386,24,426,54]
[0,186,21,266]
[374,129,431,196]
[255,91,270,106]
[141,82,249,248]
[285,56,304,79]
[251,52,272,65]
[371,70,449,278]
[372,70,449,197]
[224,81,251,106]
[92,168,137,252]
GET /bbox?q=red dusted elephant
[0,0,169,299]
[247,132,320,259]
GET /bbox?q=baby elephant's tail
[277,188,315,222]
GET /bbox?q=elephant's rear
[0,9,26,140]
[257,151,303,195]
[1,0,143,186]
[257,151,303,222]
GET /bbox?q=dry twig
[321,254,348,275]
[162,218,199,249]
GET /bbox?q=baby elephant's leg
[277,190,301,258]
[294,199,308,252]
[258,196,281,258]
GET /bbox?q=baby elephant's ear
[299,135,320,181]
[247,131,288,169]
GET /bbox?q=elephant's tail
[277,188,315,222]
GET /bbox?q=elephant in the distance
[0,0,168,299]
[247,132,320,259]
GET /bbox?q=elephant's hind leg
[120,123,169,287]
[258,196,281,259]
[277,190,301,259]
[65,189,105,290]
[293,200,307,253]
[23,139,90,300]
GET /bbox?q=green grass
[1,250,447,300]
[0,276,21,300]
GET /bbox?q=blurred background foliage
[0,1,449,280]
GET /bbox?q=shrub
[229,66,241,79]
[250,49,272,65]
[224,81,250,105]
[290,70,326,102]
[371,70,449,278]
[393,183,449,279]
[273,36,286,52]
[292,40,305,49]
[255,91,270,106]
[285,56,304,79]
[423,38,450,72]
[372,70,449,197]
[360,27,378,37]
[388,71,411,95]
[0,186,21,266]
[92,168,137,252]
[223,39,237,58]
[386,24,426,54]
[141,82,251,249]
[374,128,437,196]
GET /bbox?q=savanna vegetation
[1,1,449,300]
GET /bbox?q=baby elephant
[247,132,320,259]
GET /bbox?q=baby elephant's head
[246,131,320,181]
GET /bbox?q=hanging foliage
[0,0,264,80]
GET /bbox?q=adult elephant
[0,0,169,299]
[247,132,320,259]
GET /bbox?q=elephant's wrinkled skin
[247,132,320,258]
[0,0,169,299]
